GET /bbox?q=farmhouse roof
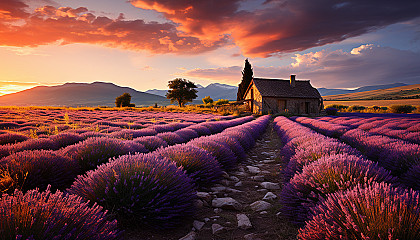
[251,78,321,99]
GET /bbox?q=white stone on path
[263,192,278,201]
[237,213,252,229]
[212,224,225,234]
[212,197,243,211]
[260,182,280,190]
[193,220,205,231]
[179,231,197,240]
[250,200,272,211]
[246,166,261,174]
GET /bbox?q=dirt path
[125,122,298,240]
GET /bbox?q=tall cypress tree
[237,59,253,101]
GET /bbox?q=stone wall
[262,97,320,115]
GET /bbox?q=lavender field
[1,109,420,239]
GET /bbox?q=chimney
[290,75,296,88]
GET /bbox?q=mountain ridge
[0,82,169,107]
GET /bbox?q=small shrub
[389,105,416,113]
[202,96,213,105]
[153,145,223,188]
[280,154,397,225]
[0,150,80,193]
[325,104,348,110]
[1,187,122,239]
[324,107,338,115]
[214,99,229,105]
[299,182,420,240]
[348,105,366,111]
[67,153,196,228]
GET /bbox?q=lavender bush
[0,150,80,193]
[156,132,186,145]
[299,182,420,240]
[0,133,29,145]
[153,145,223,188]
[60,137,143,172]
[49,132,84,149]
[280,154,397,225]
[187,139,237,170]
[0,187,122,239]
[133,136,168,152]
[67,153,196,228]
[9,138,59,153]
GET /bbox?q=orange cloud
[0,1,227,54]
[1,0,420,57]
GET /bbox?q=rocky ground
[125,122,298,240]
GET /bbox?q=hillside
[0,82,169,107]
[318,83,407,96]
[323,83,420,101]
[146,83,238,101]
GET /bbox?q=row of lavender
[1,114,270,239]
[0,109,232,144]
[0,115,255,194]
[293,116,420,190]
[273,116,420,239]
[317,115,420,144]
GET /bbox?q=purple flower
[0,150,80,193]
[153,144,223,188]
[67,153,196,229]
[299,182,420,239]
[280,154,397,225]
[1,187,122,239]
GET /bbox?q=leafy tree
[202,96,213,105]
[166,78,198,107]
[237,59,253,101]
[115,93,133,107]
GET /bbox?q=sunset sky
[1,0,420,95]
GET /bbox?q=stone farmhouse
[241,75,323,115]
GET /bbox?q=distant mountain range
[318,83,407,96]
[0,82,169,107]
[146,83,238,101]
[0,81,414,107]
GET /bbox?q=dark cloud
[1,0,420,56]
[181,45,420,88]
[131,0,420,56]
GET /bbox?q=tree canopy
[166,78,198,107]
[115,93,133,107]
[237,59,254,101]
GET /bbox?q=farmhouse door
[278,100,286,112]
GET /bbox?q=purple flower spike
[299,182,420,240]
[153,144,223,188]
[67,153,196,229]
[1,187,122,239]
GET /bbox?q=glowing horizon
[0,0,419,96]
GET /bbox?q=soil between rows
[125,122,298,240]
